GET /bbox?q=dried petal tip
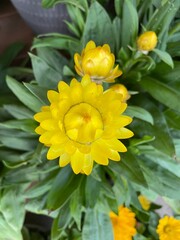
[137,31,158,52]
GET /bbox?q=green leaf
[41,0,88,12]
[151,61,180,89]
[139,76,180,112]
[29,53,63,89]
[109,151,147,187]
[85,175,101,208]
[153,49,174,68]
[0,187,25,240]
[0,119,37,133]
[47,166,84,210]
[4,104,34,119]
[164,108,180,130]
[125,106,154,124]
[70,188,83,230]
[137,155,180,199]
[32,34,80,57]
[82,208,113,240]
[0,135,37,151]
[140,145,180,177]
[6,76,43,112]
[82,2,115,51]
[121,0,138,48]
[23,83,49,105]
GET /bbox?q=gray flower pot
[10,0,70,34]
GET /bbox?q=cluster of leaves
[0,0,180,239]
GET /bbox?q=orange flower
[110,206,137,240]
[156,216,180,240]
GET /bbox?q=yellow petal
[47,145,64,160]
[91,142,109,165]
[81,75,91,87]
[70,84,83,104]
[109,149,121,161]
[34,111,51,122]
[40,119,56,131]
[84,40,96,53]
[58,80,70,92]
[51,132,67,144]
[116,128,134,139]
[74,54,83,75]
[35,126,45,135]
[47,90,59,103]
[106,139,127,152]
[59,153,71,167]
[71,150,84,174]
[39,131,54,144]
[82,154,93,175]
[102,44,111,52]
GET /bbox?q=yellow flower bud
[74,40,122,83]
[110,84,130,102]
[137,31,158,52]
[138,195,151,211]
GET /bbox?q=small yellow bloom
[74,40,122,83]
[138,195,151,211]
[110,205,137,240]
[156,216,180,240]
[137,31,157,52]
[110,84,130,102]
[34,75,133,175]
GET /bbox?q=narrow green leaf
[82,2,115,51]
[0,119,37,133]
[109,151,147,187]
[23,83,49,105]
[153,49,174,68]
[125,106,154,124]
[29,53,63,89]
[6,76,42,112]
[0,187,25,240]
[121,0,138,48]
[41,0,88,12]
[139,76,180,112]
[32,34,80,57]
[4,104,34,119]
[82,208,113,240]
[47,166,83,210]
[0,135,37,151]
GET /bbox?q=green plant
[0,1,180,239]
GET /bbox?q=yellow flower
[34,75,133,175]
[138,195,151,211]
[156,216,180,240]
[110,205,137,240]
[74,40,122,83]
[137,31,158,52]
[110,84,130,102]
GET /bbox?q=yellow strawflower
[74,40,122,83]
[138,195,151,211]
[137,31,158,52]
[110,84,130,102]
[34,75,133,175]
[156,216,180,240]
[110,205,137,240]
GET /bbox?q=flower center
[164,225,172,234]
[63,103,104,144]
